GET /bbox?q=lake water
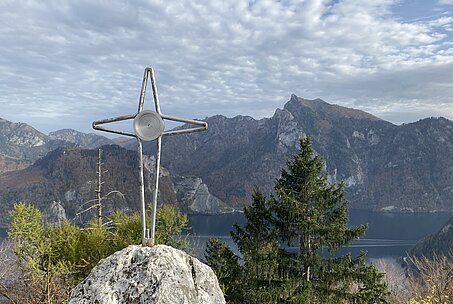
[186,210,452,262]
[1,210,450,263]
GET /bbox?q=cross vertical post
[92,67,208,246]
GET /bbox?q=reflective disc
[133,110,164,141]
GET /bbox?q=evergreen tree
[231,190,291,303]
[205,238,243,303]
[206,137,388,303]
[272,137,387,303]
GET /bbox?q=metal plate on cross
[133,110,164,141]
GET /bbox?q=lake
[1,210,450,263]
[186,210,452,262]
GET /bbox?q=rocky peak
[0,117,118,175]
[68,245,226,304]
[0,118,47,148]
[48,129,114,149]
[284,94,383,122]
[272,108,302,151]
[156,96,453,212]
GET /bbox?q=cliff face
[68,245,226,304]
[174,176,232,213]
[151,95,453,212]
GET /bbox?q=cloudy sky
[1,0,452,135]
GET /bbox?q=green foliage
[109,210,142,251]
[410,216,453,262]
[205,238,243,303]
[206,137,389,304]
[8,202,191,302]
[155,205,190,250]
[230,190,292,303]
[109,205,190,251]
[8,203,73,302]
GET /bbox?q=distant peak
[283,95,383,122]
[284,95,328,109]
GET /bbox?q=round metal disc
[133,110,164,141]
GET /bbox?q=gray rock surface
[68,245,226,304]
[43,200,67,225]
[174,176,233,214]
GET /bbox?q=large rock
[68,245,226,304]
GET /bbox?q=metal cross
[92,67,208,246]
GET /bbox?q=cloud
[0,0,452,134]
[439,0,453,6]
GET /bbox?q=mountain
[0,117,115,174]
[0,117,50,173]
[0,145,230,222]
[410,216,453,260]
[117,94,453,212]
[48,129,114,149]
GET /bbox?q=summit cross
[92,67,208,246]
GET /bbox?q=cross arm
[161,114,208,136]
[92,114,137,137]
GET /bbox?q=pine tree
[205,238,243,303]
[206,137,389,304]
[231,190,288,303]
[272,137,387,303]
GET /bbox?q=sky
[0,0,452,135]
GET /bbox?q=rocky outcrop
[68,245,226,304]
[174,176,233,214]
[43,200,67,225]
[0,118,46,148]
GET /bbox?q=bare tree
[0,239,40,304]
[75,148,124,227]
[406,253,452,303]
[377,253,452,303]
[376,258,409,303]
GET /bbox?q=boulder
[68,244,226,304]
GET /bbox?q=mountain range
[1,95,452,217]
[0,117,115,174]
[120,94,453,212]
